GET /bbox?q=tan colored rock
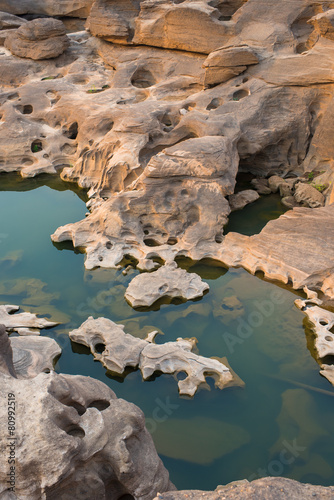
[69,316,244,397]
[86,0,140,44]
[10,335,61,377]
[228,189,259,211]
[268,175,287,193]
[5,18,70,60]
[294,182,325,208]
[0,0,94,17]
[125,262,209,308]
[133,0,233,54]
[219,205,334,298]
[308,9,334,41]
[203,45,259,86]
[0,327,174,499]
[295,301,334,360]
[250,177,271,195]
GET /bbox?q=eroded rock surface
[69,316,244,396]
[154,477,334,500]
[125,262,209,308]
[5,18,70,60]
[0,304,59,335]
[220,205,334,299]
[0,326,174,499]
[0,0,94,17]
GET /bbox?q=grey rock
[69,316,244,397]
[0,11,27,30]
[0,0,94,18]
[0,326,174,499]
[281,195,299,209]
[0,304,59,335]
[203,45,259,86]
[228,189,260,211]
[125,262,209,308]
[294,182,325,208]
[250,178,272,195]
[11,335,61,378]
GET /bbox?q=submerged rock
[69,316,244,397]
[0,326,174,499]
[5,18,70,60]
[125,262,209,308]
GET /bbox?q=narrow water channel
[0,173,333,491]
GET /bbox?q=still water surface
[0,173,333,490]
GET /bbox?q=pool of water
[1,173,334,491]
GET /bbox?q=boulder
[125,262,209,308]
[203,45,259,86]
[250,178,271,195]
[268,175,287,193]
[294,182,325,208]
[5,18,70,60]
[69,316,244,397]
[86,0,140,44]
[0,0,94,18]
[228,189,259,211]
[0,326,174,499]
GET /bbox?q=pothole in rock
[31,140,43,153]
[207,97,224,111]
[232,89,250,101]
[131,68,156,88]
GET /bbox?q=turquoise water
[1,173,334,491]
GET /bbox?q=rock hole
[43,368,51,374]
[176,371,187,381]
[143,238,161,247]
[242,77,249,83]
[31,140,43,153]
[159,284,168,293]
[206,97,223,110]
[43,153,49,159]
[106,241,113,249]
[167,237,178,245]
[65,122,78,140]
[320,320,329,326]
[98,256,103,262]
[232,89,249,101]
[7,92,19,101]
[215,233,223,244]
[87,400,110,411]
[325,336,334,342]
[66,425,85,438]
[131,68,156,88]
[95,343,106,354]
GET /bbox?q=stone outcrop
[0,326,174,499]
[219,205,334,299]
[155,477,334,500]
[203,45,259,86]
[0,11,26,30]
[5,18,70,60]
[69,317,244,396]
[0,0,94,17]
[0,304,59,335]
[125,262,209,308]
[294,181,325,208]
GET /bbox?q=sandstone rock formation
[5,18,70,60]
[0,304,59,335]
[154,477,334,500]
[69,316,244,396]
[0,325,174,499]
[219,205,334,299]
[125,262,209,308]
[0,0,94,17]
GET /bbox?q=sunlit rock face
[0,326,174,499]
[1,1,334,297]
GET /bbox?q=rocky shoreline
[1,0,334,497]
